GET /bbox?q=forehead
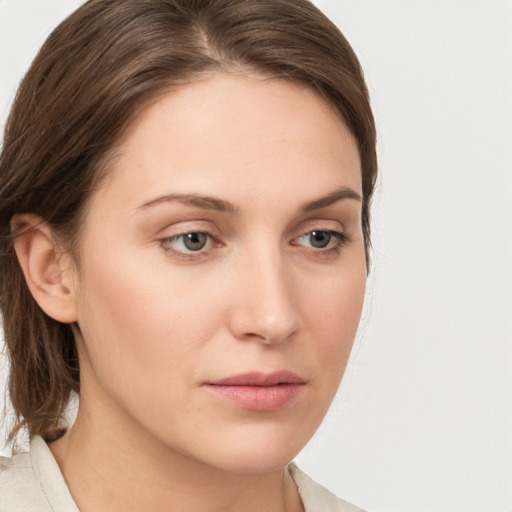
[92,73,362,213]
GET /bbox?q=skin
[15,73,366,512]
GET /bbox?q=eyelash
[158,229,350,260]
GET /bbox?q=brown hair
[0,0,377,444]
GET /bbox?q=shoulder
[0,450,51,512]
[289,463,366,512]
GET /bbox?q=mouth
[203,371,305,412]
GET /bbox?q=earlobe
[11,213,78,324]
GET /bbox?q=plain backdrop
[1,1,511,511]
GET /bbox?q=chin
[190,422,315,474]
[210,448,298,474]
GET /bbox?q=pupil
[310,231,331,248]
[184,233,207,251]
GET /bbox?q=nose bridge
[229,238,299,344]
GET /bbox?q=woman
[0,0,377,510]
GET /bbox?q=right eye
[160,232,212,254]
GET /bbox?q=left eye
[294,230,347,249]
[162,232,210,252]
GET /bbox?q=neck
[49,399,304,512]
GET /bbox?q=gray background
[1,1,511,511]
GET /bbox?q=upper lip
[205,371,305,387]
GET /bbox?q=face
[71,73,366,473]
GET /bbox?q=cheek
[300,260,366,376]
[74,250,222,397]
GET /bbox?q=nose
[227,247,300,345]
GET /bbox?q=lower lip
[204,383,303,412]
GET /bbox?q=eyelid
[293,215,345,230]
[154,218,219,237]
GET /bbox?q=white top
[0,436,365,512]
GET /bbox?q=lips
[203,371,305,412]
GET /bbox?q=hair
[0,0,377,444]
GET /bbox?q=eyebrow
[299,187,362,213]
[137,186,361,215]
[138,193,240,215]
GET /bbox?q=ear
[11,213,78,323]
